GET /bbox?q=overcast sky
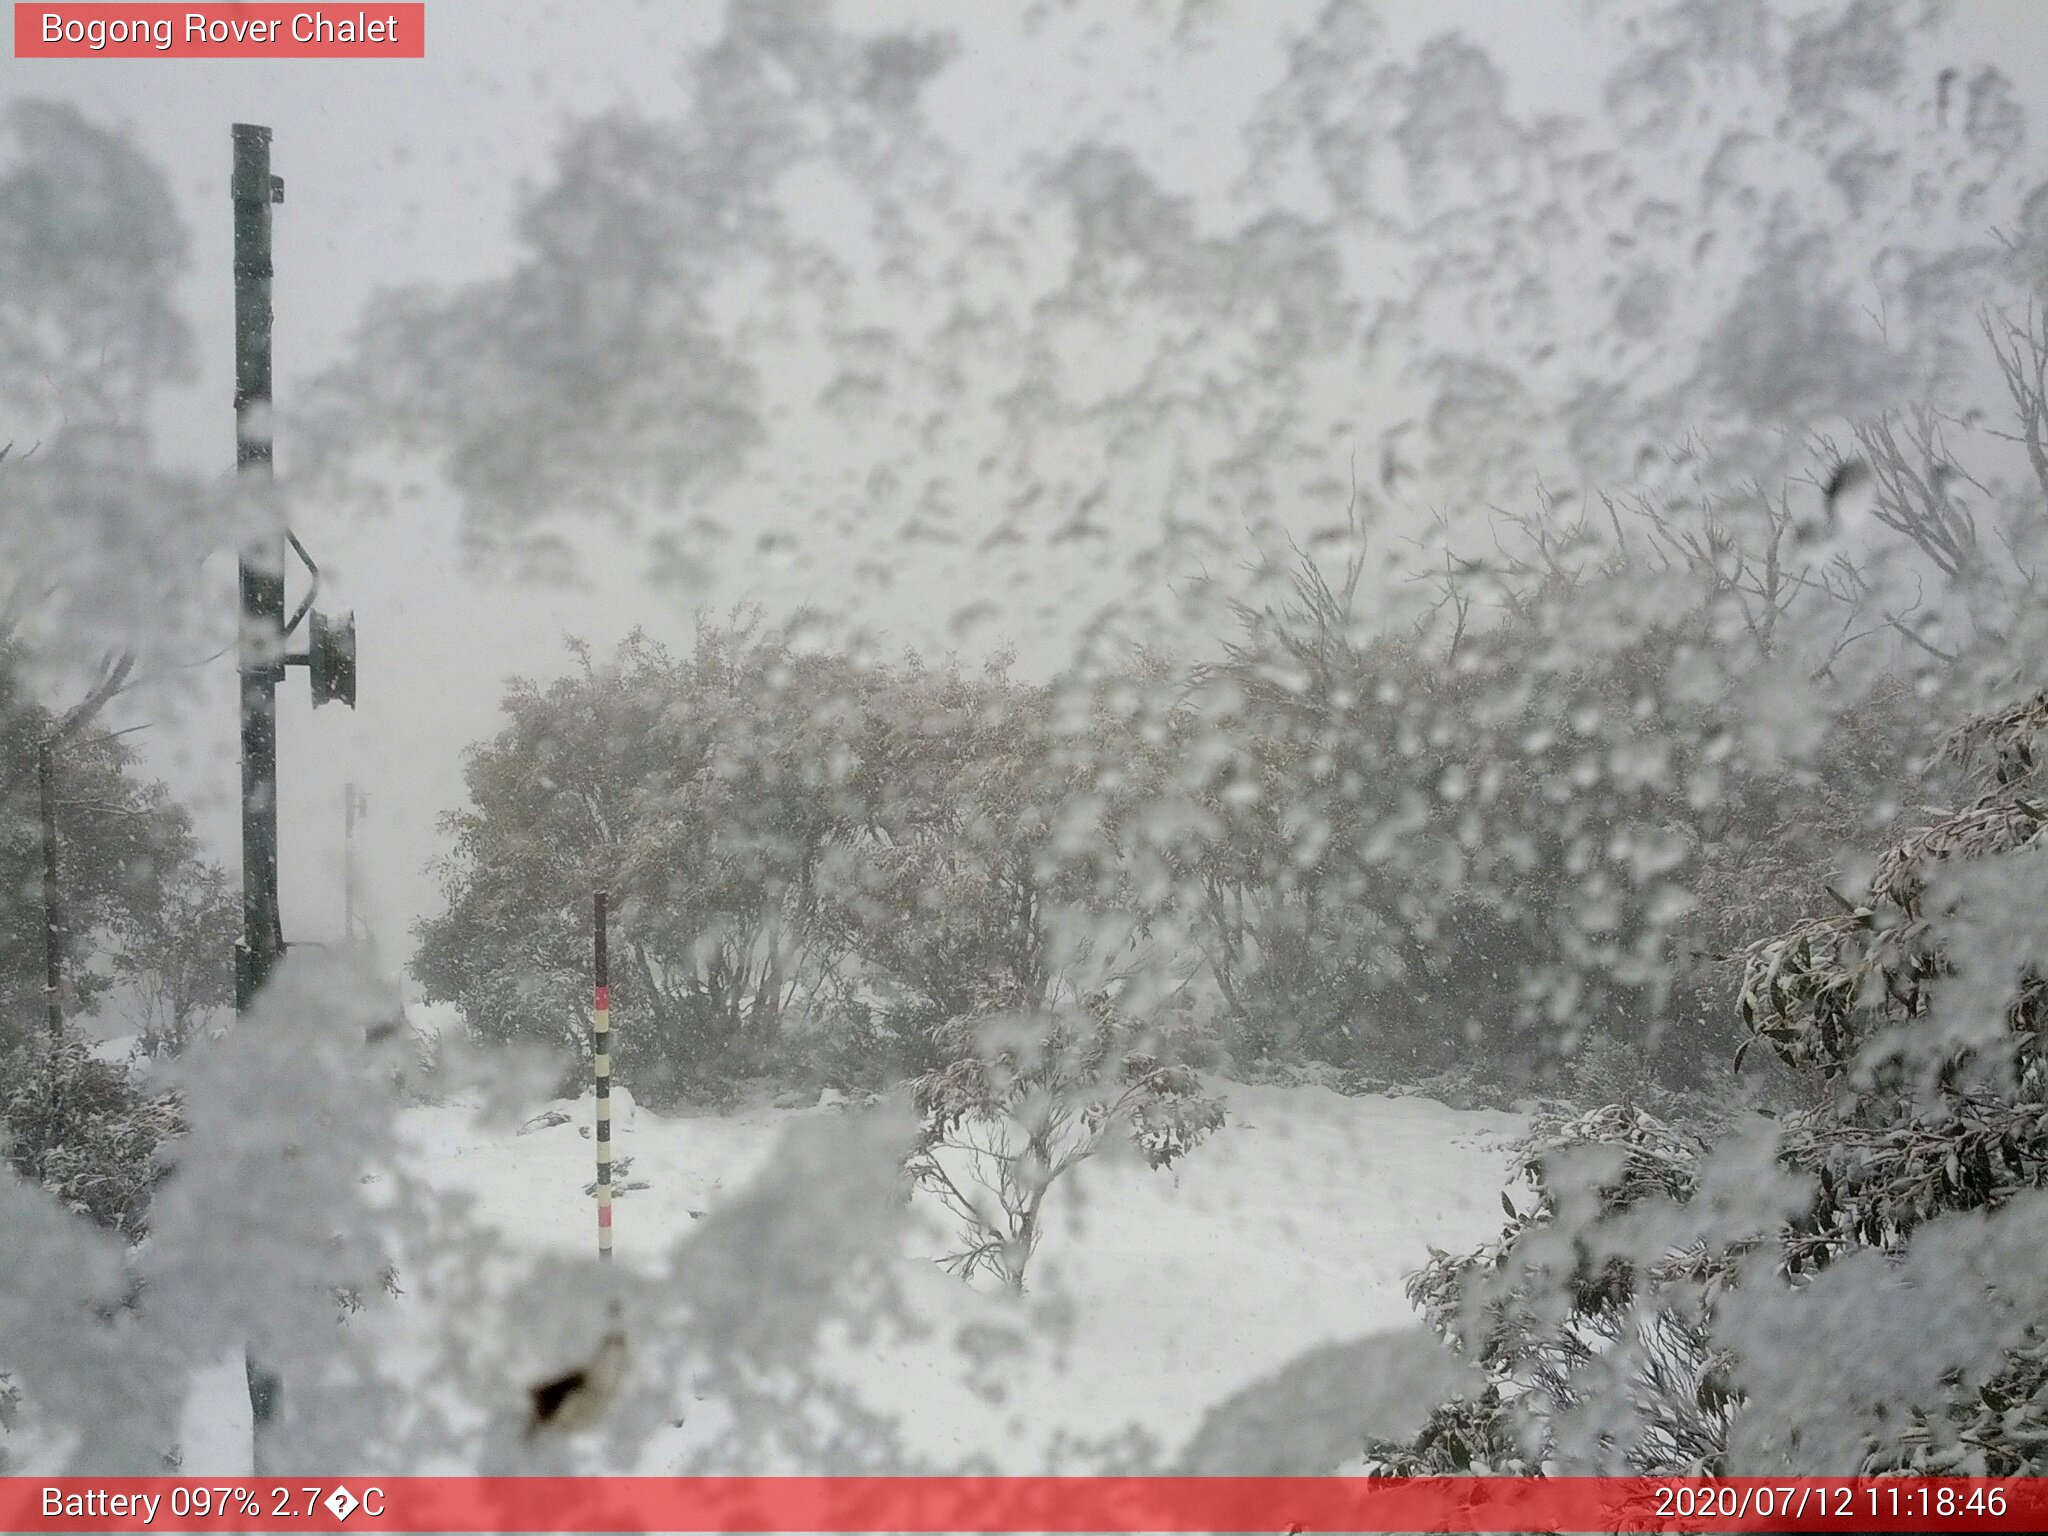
[9,0,2046,982]
[11,4,737,970]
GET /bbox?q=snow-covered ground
[370,1080,1525,1473]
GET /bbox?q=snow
[379,1080,1523,1472]
[86,1033,137,1066]
[171,1353,255,1476]
[402,1001,464,1040]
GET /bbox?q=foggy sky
[7,0,2046,982]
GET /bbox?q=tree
[35,651,133,1032]
[114,862,238,1059]
[0,637,227,1253]
[807,653,1075,1073]
[0,100,189,428]
[908,988,1223,1292]
[416,623,869,1100]
[420,624,1172,1098]
[0,100,223,672]
[0,638,231,1060]
[1182,517,1924,1088]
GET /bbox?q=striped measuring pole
[594,890,612,1262]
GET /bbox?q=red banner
[2,1477,2044,1533]
[13,5,424,58]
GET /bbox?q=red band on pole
[594,985,609,1011]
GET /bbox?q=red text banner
[2,1477,2045,1533]
[14,5,424,58]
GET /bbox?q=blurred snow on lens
[4,0,2048,1488]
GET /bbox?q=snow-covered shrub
[1191,528,1926,1094]
[379,1015,448,1108]
[415,623,866,1105]
[1364,1102,1732,1475]
[1725,693,2048,1472]
[1370,686,2048,1476]
[421,629,1178,1102]
[1569,1032,1669,1116]
[805,651,1104,1077]
[2,1032,182,1241]
[787,986,907,1095]
[908,988,1224,1291]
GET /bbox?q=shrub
[908,989,1225,1291]
[2,1032,183,1241]
[1369,687,2048,1476]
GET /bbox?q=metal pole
[231,120,286,1463]
[233,122,286,1015]
[343,783,364,945]
[595,892,612,1262]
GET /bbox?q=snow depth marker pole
[594,891,612,1262]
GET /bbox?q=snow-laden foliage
[415,624,1152,1100]
[2,1035,183,1241]
[1364,1103,1734,1475]
[1183,523,1929,1084]
[1367,686,2048,1477]
[420,538,1924,1105]
[0,628,229,1253]
[909,988,1224,1290]
[0,639,235,1059]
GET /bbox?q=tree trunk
[35,737,64,1186]
[39,737,61,1043]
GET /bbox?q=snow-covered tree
[909,987,1223,1291]
[0,638,233,1059]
